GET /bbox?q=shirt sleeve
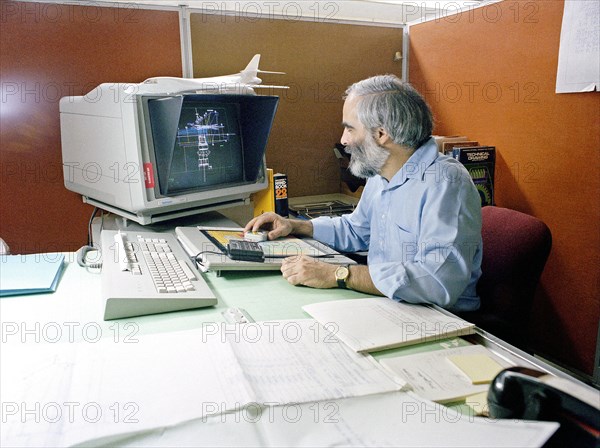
[369,178,482,309]
[311,181,374,253]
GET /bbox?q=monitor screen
[149,98,245,196]
[172,102,244,192]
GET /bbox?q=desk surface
[0,254,583,381]
[3,255,596,447]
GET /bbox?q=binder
[0,253,65,297]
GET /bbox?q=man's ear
[373,127,392,146]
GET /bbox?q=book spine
[452,146,496,207]
[274,173,289,217]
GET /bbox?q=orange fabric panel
[0,1,182,254]
[409,0,600,375]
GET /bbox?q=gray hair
[345,75,433,150]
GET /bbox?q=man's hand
[244,212,293,241]
[244,212,313,241]
[280,256,338,289]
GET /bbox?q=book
[273,172,289,217]
[433,135,468,152]
[252,170,289,217]
[452,145,496,207]
[302,297,475,353]
[442,140,479,155]
[0,253,65,297]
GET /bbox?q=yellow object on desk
[251,168,288,217]
[252,168,275,216]
[447,353,504,385]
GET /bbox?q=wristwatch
[335,265,350,289]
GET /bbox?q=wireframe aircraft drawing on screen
[141,54,287,95]
[176,108,234,182]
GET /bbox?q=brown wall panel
[190,13,403,198]
[409,0,600,375]
[0,1,182,254]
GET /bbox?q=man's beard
[345,133,390,179]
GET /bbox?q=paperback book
[452,146,496,207]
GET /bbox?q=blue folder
[0,253,65,297]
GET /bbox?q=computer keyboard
[100,230,217,320]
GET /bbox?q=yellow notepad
[447,353,504,385]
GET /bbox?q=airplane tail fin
[239,54,286,84]
[239,54,262,84]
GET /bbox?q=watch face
[335,266,349,280]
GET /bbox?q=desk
[1,255,593,447]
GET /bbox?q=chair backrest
[475,206,552,345]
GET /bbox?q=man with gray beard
[245,75,482,312]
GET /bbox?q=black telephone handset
[488,367,600,447]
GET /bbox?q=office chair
[463,206,552,350]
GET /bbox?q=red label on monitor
[143,163,155,188]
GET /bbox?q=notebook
[0,253,66,297]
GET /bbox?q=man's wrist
[290,218,313,237]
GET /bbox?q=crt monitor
[60,84,279,224]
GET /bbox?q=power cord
[76,245,102,269]
[77,207,103,269]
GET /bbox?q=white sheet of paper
[303,298,474,352]
[1,334,250,447]
[111,392,559,448]
[1,320,401,447]
[261,391,559,447]
[380,344,513,403]
[556,0,600,93]
[222,319,405,403]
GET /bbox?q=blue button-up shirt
[312,137,482,312]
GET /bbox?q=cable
[87,207,99,247]
[264,254,334,259]
[194,251,334,261]
[77,207,103,270]
[194,251,226,262]
[76,245,102,269]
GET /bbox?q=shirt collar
[381,137,439,188]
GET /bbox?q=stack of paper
[2,319,403,447]
[303,297,475,352]
[0,253,65,297]
[380,344,512,404]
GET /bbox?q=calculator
[227,240,265,262]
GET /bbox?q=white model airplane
[139,54,287,95]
